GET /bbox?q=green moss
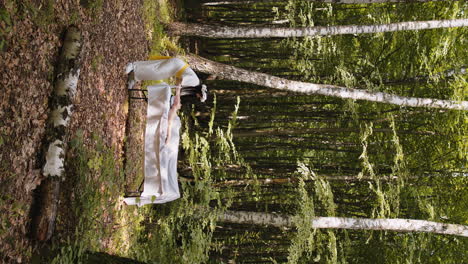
[0,7,13,51]
[80,0,104,20]
[18,0,56,29]
[49,131,126,263]
[90,54,103,72]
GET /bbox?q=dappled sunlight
[1,0,467,263]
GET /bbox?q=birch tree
[219,210,468,237]
[186,54,468,110]
[169,19,468,38]
[182,173,448,187]
[31,27,82,241]
[202,0,443,6]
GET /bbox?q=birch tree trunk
[186,54,468,110]
[220,211,468,237]
[169,19,468,38]
[192,173,434,187]
[31,26,82,241]
[202,0,442,5]
[182,172,439,187]
[234,127,436,137]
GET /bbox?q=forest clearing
[0,0,467,263]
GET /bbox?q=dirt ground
[0,0,151,262]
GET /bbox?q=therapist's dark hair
[181,84,208,103]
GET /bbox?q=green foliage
[314,178,336,217]
[358,121,400,219]
[50,131,124,263]
[287,174,315,264]
[389,115,406,178]
[18,0,56,29]
[143,0,183,57]
[288,161,340,263]
[0,0,56,43]
[90,54,103,72]
[358,122,376,180]
[348,230,468,264]
[208,94,217,136]
[42,1,467,262]
[213,96,240,166]
[126,100,247,263]
[0,7,12,51]
[282,0,467,107]
[0,194,26,237]
[197,1,467,262]
[51,236,87,264]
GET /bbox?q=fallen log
[31,26,82,241]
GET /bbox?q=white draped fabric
[124,84,181,206]
[132,58,200,87]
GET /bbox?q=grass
[37,130,146,263]
[0,7,12,51]
[45,111,242,263]
[90,54,104,72]
[0,0,63,44]
[123,98,145,192]
[0,190,32,262]
[49,131,119,262]
[17,0,56,29]
[80,0,104,20]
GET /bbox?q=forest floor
[0,0,181,262]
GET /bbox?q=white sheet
[124,83,181,206]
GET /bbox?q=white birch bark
[42,26,82,178]
[220,211,468,237]
[186,54,468,110]
[202,0,444,6]
[169,19,468,38]
[33,26,82,241]
[208,173,440,187]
